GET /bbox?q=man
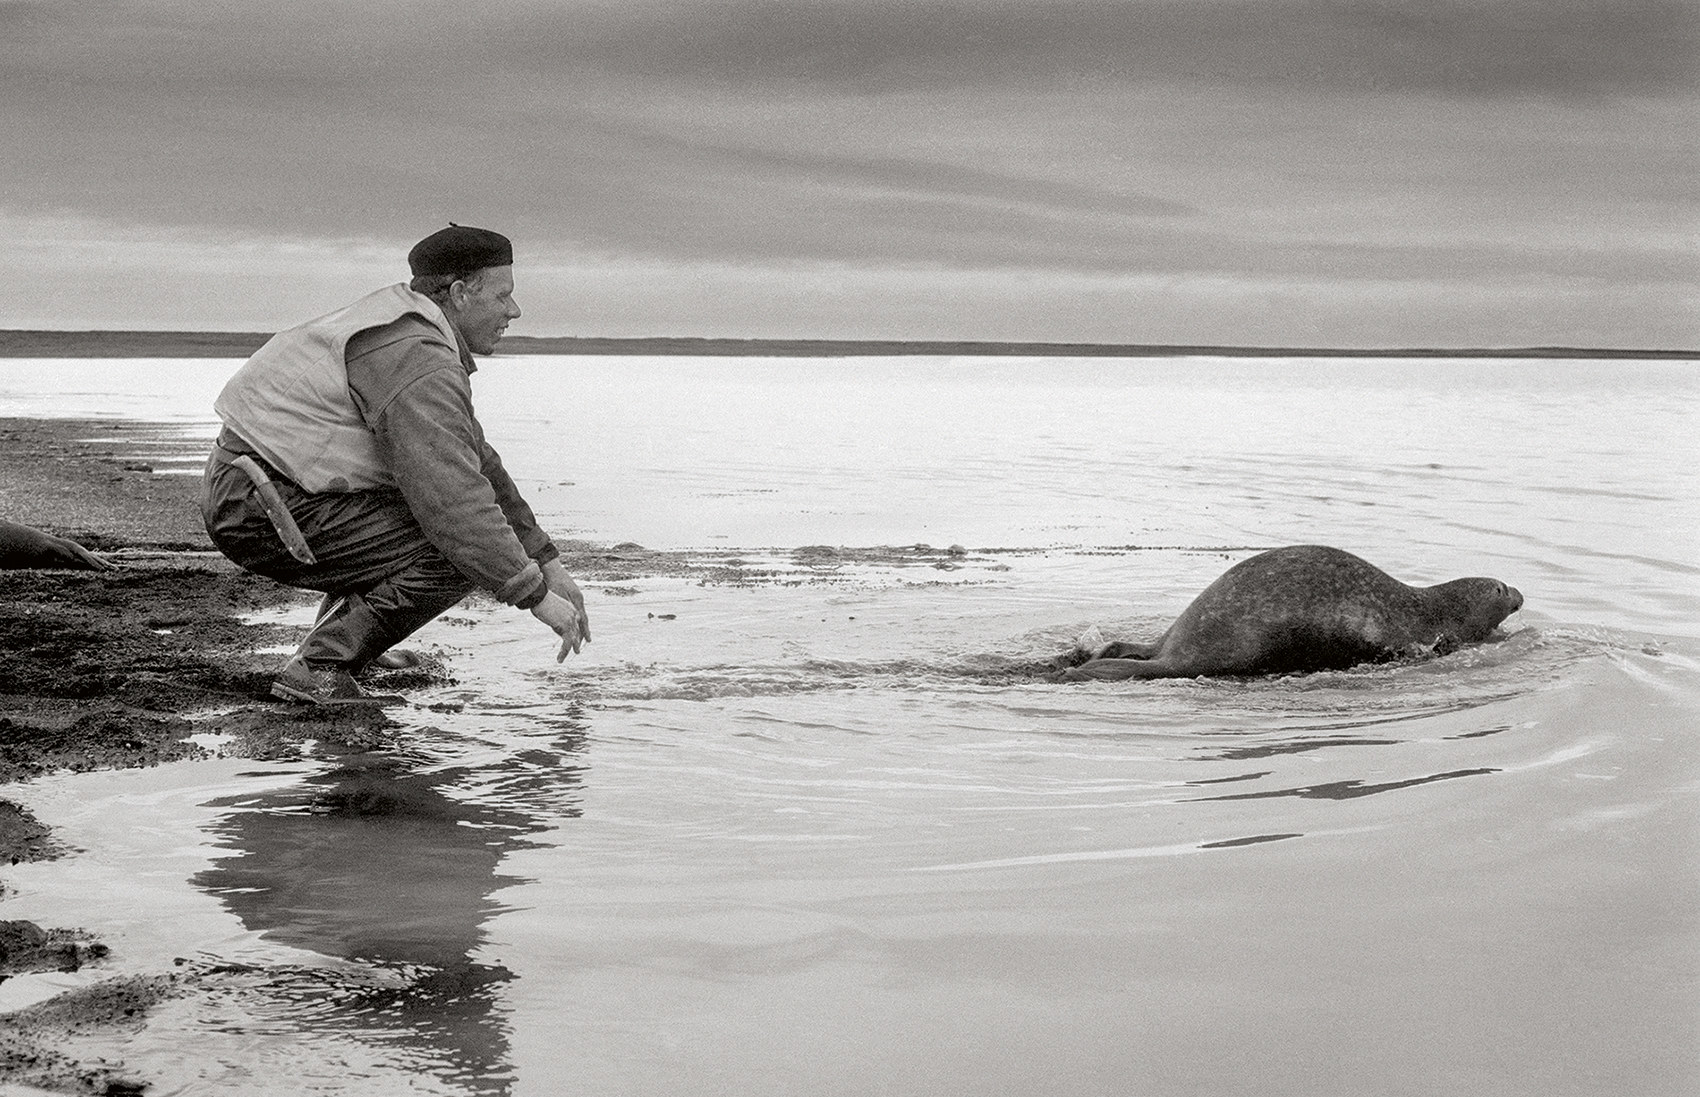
[202,225,588,704]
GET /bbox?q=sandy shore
[0,418,390,790]
[0,417,869,796]
[0,417,768,828]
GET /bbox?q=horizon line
[0,329,1694,361]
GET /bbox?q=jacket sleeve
[367,363,549,608]
[481,441,559,564]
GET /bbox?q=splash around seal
[1061,545,1523,681]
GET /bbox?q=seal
[0,519,113,571]
[1061,545,1522,681]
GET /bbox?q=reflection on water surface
[191,714,588,1094]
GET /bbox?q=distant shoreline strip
[1,330,1694,360]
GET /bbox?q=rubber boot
[297,569,473,675]
[271,656,404,706]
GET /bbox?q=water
[2,355,1698,1095]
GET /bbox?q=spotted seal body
[1063,545,1521,681]
[0,519,112,570]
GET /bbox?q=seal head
[1420,576,1524,653]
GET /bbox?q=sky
[2,0,1696,347]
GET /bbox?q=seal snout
[1507,585,1524,613]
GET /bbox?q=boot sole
[269,681,403,706]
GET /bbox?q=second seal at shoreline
[0,519,111,571]
[1061,544,1522,681]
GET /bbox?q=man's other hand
[541,557,591,642]
[531,590,587,662]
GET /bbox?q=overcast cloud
[2,0,1694,345]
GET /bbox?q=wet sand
[0,418,394,787]
[0,418,955,793]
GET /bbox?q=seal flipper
[1062,657,1183,681]
[1096,640,1160,660]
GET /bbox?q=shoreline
[0,417,1010,850]
[2,329,1695,360]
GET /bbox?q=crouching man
[201,224,588,704]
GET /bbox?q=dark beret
[407,224,513,278]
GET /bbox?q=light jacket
[210,285,554,607]
[214,284,457,493]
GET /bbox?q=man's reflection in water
[194,715,587,1095]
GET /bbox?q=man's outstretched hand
[541,557,591,642]
[531,590,588,662]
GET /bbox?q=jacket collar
[450,325,478,374]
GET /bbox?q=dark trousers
[202,447,474,673]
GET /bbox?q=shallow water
[2,356,1697,1095]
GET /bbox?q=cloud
[514,253,1700,347]
[0,211,404,329]
[536,0,1700,99]
[9,1,1695,99]
[6,207,1693,346]
[3,0,1694,345]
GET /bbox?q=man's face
[450,266,521,355]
